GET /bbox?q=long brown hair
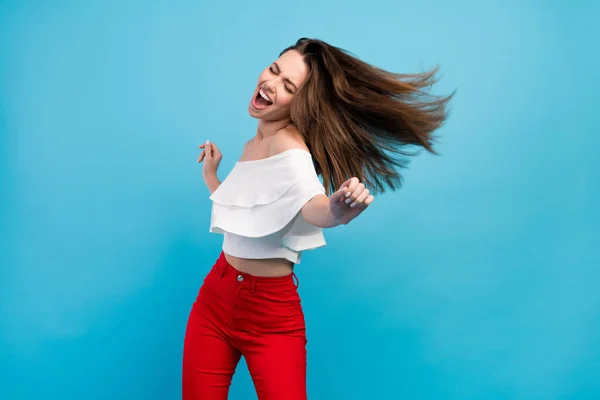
[281,38,454,195]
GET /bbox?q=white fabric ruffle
[209,149,326,254]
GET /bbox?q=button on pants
[182,252,307,399]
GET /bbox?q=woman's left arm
[301,195,339,228]
[267,133,375,228]
[301,177,375,228]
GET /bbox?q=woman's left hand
[328,177,375,225]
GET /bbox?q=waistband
[214,251,299,290]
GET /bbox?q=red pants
[182,252,307,399]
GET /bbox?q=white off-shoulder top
[209,149,327,264]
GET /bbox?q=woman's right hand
[198,140,223,178]
[198,140,223,194]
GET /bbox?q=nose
[263,82,276,95]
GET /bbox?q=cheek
[276,93,294,108]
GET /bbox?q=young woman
[182,38,452,399]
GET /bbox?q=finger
[197,150,206,163]
[339,177,359,203]
[361,195,375,208]
[199,139,212,149]
[211,142,222,159]
[205,141,212,158]
[345,183,364,204]
[350,188,370,208]
[337,182,351,203]
[339,177,356,193]
[345,177,359,194]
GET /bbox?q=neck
[256,118,292,140]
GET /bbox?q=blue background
[1,0,599,399]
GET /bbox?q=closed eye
[269,64,296,94]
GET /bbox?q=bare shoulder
[242,137,254,151]
[268,125,309,156]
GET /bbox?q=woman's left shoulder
[269,125,309,155]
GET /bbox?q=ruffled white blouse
[209,149,327,264]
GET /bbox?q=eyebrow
[273,62,298,91]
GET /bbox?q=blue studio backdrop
[1,0,599,399]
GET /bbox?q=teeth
[259,88,272,103]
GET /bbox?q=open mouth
[253,87,274,109]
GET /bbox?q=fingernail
[350,203,356,208]
[345,192,351,198]
[345,198,352,204]
[206,140,210,145]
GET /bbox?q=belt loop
[218,252,229,278]
[292,273,299,288]
[220,262,228,278]
[252,276,258,293]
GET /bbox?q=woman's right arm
[203,173,221,194]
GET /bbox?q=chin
[248,104,260,119]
